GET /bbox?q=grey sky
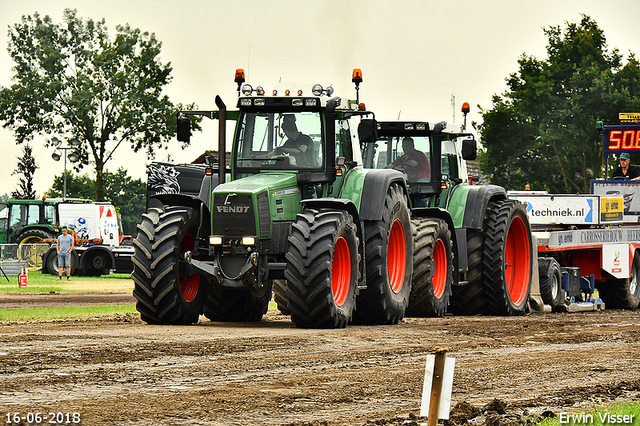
[1,0,639,197]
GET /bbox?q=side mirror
[358,119,378,143]
[177,117,191,142]
[462,138,477,161]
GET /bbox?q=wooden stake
[427,347,449,426]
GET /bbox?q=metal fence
[0,243,50,272]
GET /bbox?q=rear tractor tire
[406,218,453,317]
[353,183,413,325]
[203,281,273,322]
[17,229,56,245]
[131,206,206,325]
[285,209,360,328]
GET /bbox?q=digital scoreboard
[603,124,640,154]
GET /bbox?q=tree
[11,144,39,199]
[477,15,640,193]
[0,9,199,201]
[45,168,145,235]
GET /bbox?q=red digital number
[608,129,640,151]
[609,130,622,149]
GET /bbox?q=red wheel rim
[180,233,200,303]
[432,238,446,299]
[387,219,407,293]
[505,215,531,306]
[332,236,351,306]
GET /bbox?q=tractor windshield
[371,135,432,183]
[235,111,323,171]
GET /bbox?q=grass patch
[0,272,134,294]
[0,305,137,322]
[535,401,640,426]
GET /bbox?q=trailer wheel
[449,229,485,315]
[353,184,412,324]
[405,218,453,317]
[272,279,291,315]
[599,250,640,310]
[45,250,59,275]
[203,281,273,322]
[85,251,110,276]
[285,209,359,328]
[131,206,205,325]
[44,248,77,276]
[539,258,565,310]
[483,199,532,315]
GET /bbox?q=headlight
[312,84,323,96]
[254,98,265,106]
[242,236,256,246]
[240,98,252,106]
[210,236,223,245]
[416,123,427,130]
[292,99,303,106]
[241,84,253,96]
[305,98,317,107]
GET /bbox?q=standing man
[612,152,640,180]
[57,226,74,280]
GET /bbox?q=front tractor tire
[406,218,454,317]
[285,209,360,328]
[483,199,533,315]
[353,183,413,325]
[131,206,205,325]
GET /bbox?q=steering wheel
[393,163,418,181]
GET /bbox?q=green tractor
[362,104,533,316]
[0,198,64,245]
[132,69,414,328]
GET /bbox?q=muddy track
[0,294,639,425]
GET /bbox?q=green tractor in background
[362,103,533,316]
[132,69,414,328]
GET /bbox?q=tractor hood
[211,172,303,239]
[213,172,299,195]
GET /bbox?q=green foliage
[45,167,145,235]
[0,9,199,201]
[477,15,640,193]
[11,144,39,199]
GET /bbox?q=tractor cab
[363,118,477,208]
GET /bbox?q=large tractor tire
[449,229,485,315]
[272,279,291,315]
[538,257,565,310]
[483,199,533,315]
[131,206,205,325]
[406,218,453,317]
[597,250,640,310]
[17,229,56,245]
[285,209,360,328]
[203,281,272,322]
[353,184,412,325]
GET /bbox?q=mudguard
[356,169,409,221]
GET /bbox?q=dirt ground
[1,293,639,426]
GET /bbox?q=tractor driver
[385,137,431,182]
[274,115,314,167]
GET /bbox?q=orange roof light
[358,102,366,111]
[235,69,245,84]
[352,68,363,84]
[461,102,470,114]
